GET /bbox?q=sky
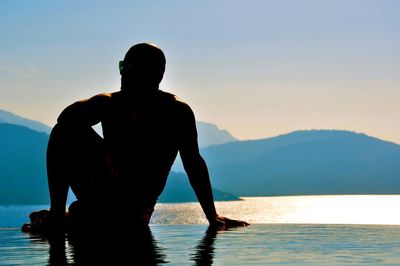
[1,0,399,143]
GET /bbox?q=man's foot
[21,209,68,235]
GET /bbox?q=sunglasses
[119,61,130,72]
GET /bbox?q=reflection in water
[9,224,400,265]
[191,227,218,266]
[48,235,69,265]
[26,226,224,265]
[29,226,167,265]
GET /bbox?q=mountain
[0,109,52,134]
[196,121,237,148]
[202,130,400,196]
[0,124,49,205]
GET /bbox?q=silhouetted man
[23,43,248,233]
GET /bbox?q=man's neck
[120,88,160,102]
[120,83,159,96]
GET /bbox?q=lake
[1,195,400,265]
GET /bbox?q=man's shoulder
[159,90,192,111]
[93,92,113,100]
[82,93,113,104]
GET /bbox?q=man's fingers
[215,216,250,228]
[226,220,249,227]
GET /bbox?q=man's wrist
[206,213,218,222]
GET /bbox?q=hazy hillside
[203,130,400,196]
[0,124,49,205]
[196,121,237,147]
[0,109,52,134]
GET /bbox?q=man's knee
[49,123,103,149]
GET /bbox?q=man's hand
[209,215,249,229]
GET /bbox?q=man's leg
[22,123,110,233]
[47,123,109,220]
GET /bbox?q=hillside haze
[202,130,400,196]
[0,109,52,134]
[0,124,49,204]
[196,121,237,147]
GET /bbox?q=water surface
[1,224,400,265]
[153,195,400,225]
[2,195,400,265]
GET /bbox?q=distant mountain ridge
[0,124,49,205]
[201,130,399,167]
[201,130,400,196]
[0,109,52,134]
[196,121,237,147]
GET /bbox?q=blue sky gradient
[1,1,399,142]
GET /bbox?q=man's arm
[57,93,111,126]
[179,104,248,228]
[181,147,218,222]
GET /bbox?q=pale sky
[1,1,399,143]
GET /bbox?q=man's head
[120,43,166,93]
